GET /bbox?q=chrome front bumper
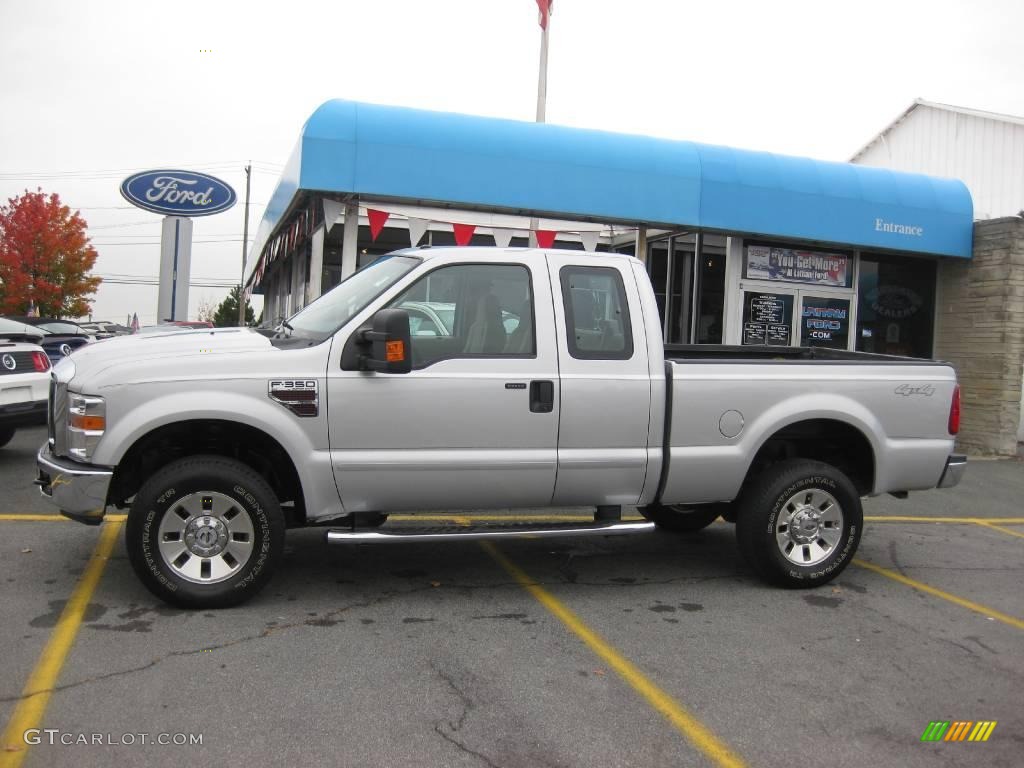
[937,453,967,489]
[35,443,113,523]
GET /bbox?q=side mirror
[341,308,412,373]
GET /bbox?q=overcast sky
[1,0,1021,325]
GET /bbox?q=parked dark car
[1,317,94,364]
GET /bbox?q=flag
[535,229,557,248]
[131,313,139,332]
[453,223,476,246]
[536,0,553,29]
[367,209,390,241]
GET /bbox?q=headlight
[67,393,105,461]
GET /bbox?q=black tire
[641,503,725,532]
[736,459,862,588]
[126,455,285,609]
[0,426,15,448]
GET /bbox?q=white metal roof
[850,98,1024,162]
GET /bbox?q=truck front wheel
[736,459,862,588]
[126,455,285,608]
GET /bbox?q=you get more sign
[120,169,237,216]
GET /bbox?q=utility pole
[529,1,552,247]
[238,162,252,326]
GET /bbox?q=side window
[388,263,535,368]
[560,265,633,360]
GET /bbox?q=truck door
[327,254,560,512]
[545,253,652,506]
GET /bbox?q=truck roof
[388,246,639,264]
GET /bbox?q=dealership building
[245,99,1024,454]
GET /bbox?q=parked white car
[0,339,50,448]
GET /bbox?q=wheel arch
[109,419,307,525]
[743,417,877,497]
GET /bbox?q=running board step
[326,520,654,544]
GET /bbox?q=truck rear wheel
[736,459,862,588]
[641,503,725,532]
[126,455,285,608]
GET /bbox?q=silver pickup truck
[36,247,965,607]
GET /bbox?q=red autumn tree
[0,189,102,317]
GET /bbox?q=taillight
[31,351,50,372]
[948,385,961,435]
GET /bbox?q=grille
[0,351,35,375]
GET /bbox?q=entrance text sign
[745,245,851,288]
[742,292,793,346]
[120,169,237,216]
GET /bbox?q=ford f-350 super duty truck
[36,247,965,607]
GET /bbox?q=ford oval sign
[119,169,237,216]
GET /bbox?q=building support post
[309,224,324,303]
[634,226,647,264]
[341,200,359,280]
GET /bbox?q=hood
[67,327,276,389]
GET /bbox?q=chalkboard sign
[800,297,850,349]
[742,292,793,346]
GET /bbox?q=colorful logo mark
[921,721,997,742]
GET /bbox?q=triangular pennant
[407,217,429,247]
[580,230,600,252]
[323,199,345,233]
[492,228,514,248]
[535,229,557,248]
[367,208,390,241]
[453,223,476,246]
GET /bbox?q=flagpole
[529,3,550,247]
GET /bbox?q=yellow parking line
[0,520,123,768]
[482,542,747,768]
[972,521,1024,540]
[853,558,1024,631]
[0,514,127,522]
[864,516,1024,524]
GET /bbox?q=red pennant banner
[535,229,557,248]
[367,209,390,241]
[536,0,552,29]
[453,223,476,246]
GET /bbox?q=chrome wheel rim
[775,488,843,566]
[156,491,255,584]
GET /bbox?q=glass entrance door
[740,288,855,350]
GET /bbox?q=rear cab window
[559,266,633,360]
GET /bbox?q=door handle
[529,380,554,413]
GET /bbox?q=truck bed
[664,344,949,365]
[656,347,958,507]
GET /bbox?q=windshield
[284,255,420,340]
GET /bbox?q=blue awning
[248,99,973,281]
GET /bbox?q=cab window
[387,263,535,368]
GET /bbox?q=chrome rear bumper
[937,453,967,489]
[35,443,113,523]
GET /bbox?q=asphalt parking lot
[1,425,1021,768]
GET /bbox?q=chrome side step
[325,520,654,544]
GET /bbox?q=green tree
[212,285,255,327]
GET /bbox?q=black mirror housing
[341,308,412,374]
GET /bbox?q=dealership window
[738,241,855,350]
[856,253,936,359]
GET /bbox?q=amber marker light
[385,340,405,362]
[70,414,106,431]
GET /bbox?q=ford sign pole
[119,170,237,324]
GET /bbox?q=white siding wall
[853,105,1024,220]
